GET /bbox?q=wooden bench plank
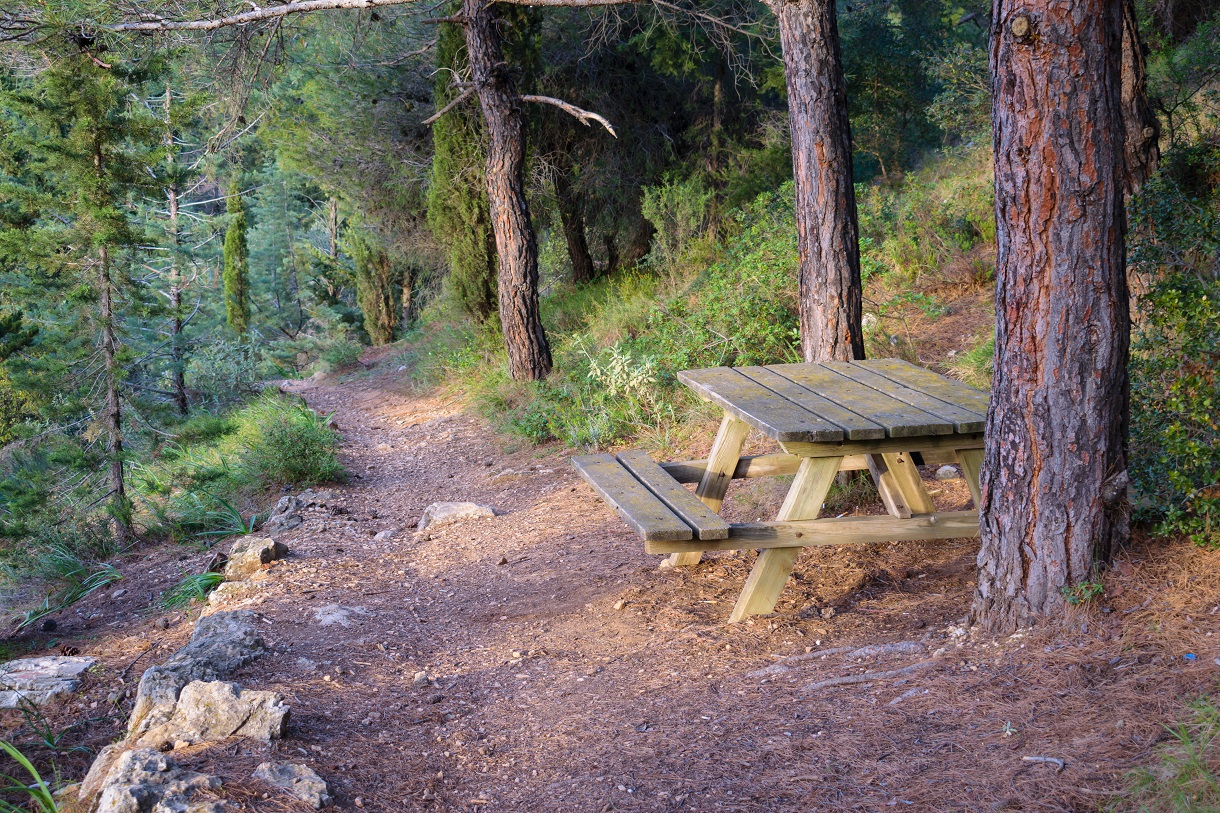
[767,363,955,438]
[863,358,990,414]
[572,454,693,543]
[660,449,962,483]
[644,511,980,554]
[677,367,844,442]
[825,361,986,433]
[738,366,885,440]
[617,451,731,540]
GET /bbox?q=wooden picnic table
[573,359,988,622]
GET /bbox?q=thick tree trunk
[553,153,595,284]
[464,0,552,380]
[972,2,1131,632]
[769,0,865,362]
[1121,0,1159,196]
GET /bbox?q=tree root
[803,660,935,691]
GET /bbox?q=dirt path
[13,369,1220,812]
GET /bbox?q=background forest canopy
[0,0,1216,582]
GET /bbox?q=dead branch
[803,661,935,692]
[1022,756,1066,772]
[520,94,616,137]
[746,646,856,678]
[843,641,925,660]
[108,0,642,33]
[423,86,475,125]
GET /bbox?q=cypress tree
[223,181,251,335]
[427,12,498,322]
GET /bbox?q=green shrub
[235,393,345,486]
[189,340,261,406]
[1128,144,1220,548]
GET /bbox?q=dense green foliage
[1129,140,1220,548]
[223,182,252,335]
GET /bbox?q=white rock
[95,749,226,813]
[312,604,372,628]
[0,656,96,708]
[136,681,288,748]
[253,763,331,809]
[372,529,397,542]
[934,465,960,481]
[418,502,496,531]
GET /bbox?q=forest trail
[25,366,1220,812]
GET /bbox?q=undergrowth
[1113,697,1220,812]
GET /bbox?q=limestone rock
[418,502,496,531]
[934,465,960,481]
[296,489,333,507]
[312,604,372,628]
[263,496,304,534]
[222,537,288,581]
[372,529,397,542]
[0,656,96,708]
[253,763,331,809]
[136,681,288,747]
[129,611,267,739]
[95,749,226,813]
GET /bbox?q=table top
[677,359,988,442]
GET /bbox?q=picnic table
[573,359,988,622]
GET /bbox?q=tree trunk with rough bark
[1121,0,1159,196]
[769,0,865,362]
[554,153,595,284]
[464,0,552,380]
[972,2,1131,633]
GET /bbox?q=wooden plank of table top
[617,451,731,540]
[824,361,986,433]
[767,363,954,438]
[863,358,990,414]
[572,454,693,543]
[677,367,843,442]
[738,366,885,441]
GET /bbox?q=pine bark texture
[769,0,865,363]
[464,0,552,380]
[973,1,1131,632]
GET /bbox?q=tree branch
[423,86,475,125]
[107,0,641,33]
[520,94,616,137]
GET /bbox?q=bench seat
[572,452,731,542]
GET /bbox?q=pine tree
[223,181,251,335]
[0,54,164,542]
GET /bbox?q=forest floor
[6,360,1220,813]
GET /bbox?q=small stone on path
[253,763,332,809]
[934,465,960,481]
[418,501,496,531]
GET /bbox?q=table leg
[881,452,937,514]
[667,414,752,567]
[956,448,984,509]
[728,456,842,623]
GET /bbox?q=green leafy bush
[239,395,344,485]
[189,341,261,407]
[1128,143,1220,548]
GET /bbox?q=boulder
[128,611,267,740]
[0,656,96,708]
[418,502,496,531]
[136,681,288,748]
[934,465,960,481]
[95,749,226,813]
[222,537,288,581]
[252,763,331,809]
